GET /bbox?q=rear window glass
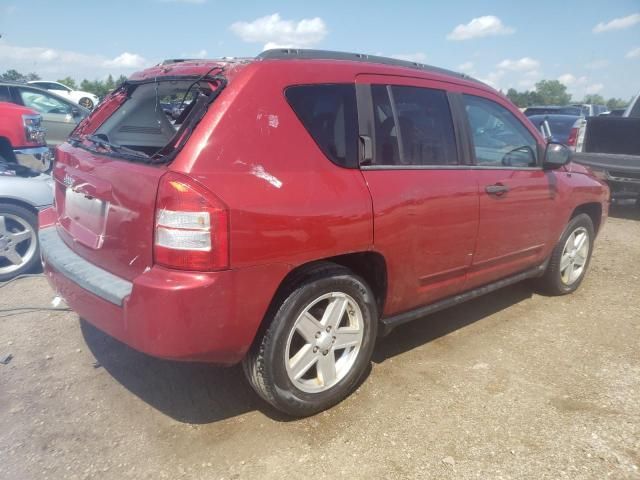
[92,79,218,158]
[285,84,358,168]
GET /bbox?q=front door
[461,93,557,288]
[357,76,479,316]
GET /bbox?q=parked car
[28,81,99,110]
[39,49,609,417]
[573,114,640,202]
[0,101,53,281]
[523,105,583,117]
[599,109,625,117]
[571,104,608,117]
[526,114,583,146]
[0,81,90,147]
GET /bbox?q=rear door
[461,93,557,288]
[356,75,479,315]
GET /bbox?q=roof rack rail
[159,58,198,65]
[257,49,479,84]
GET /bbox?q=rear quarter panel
[172,62,375,271]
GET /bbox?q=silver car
[0,81,90,147]
[0,162,53,281]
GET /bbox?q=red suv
[39,50,609,416]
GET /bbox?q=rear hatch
[51,63,229,281]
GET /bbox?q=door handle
[485,183,509,196]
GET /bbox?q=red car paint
[0,101,44,150]
[40,56,609,363]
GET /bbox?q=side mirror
[543,142,571,170]
[71,107,80,117]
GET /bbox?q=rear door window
[370,85,458,166]
[285,84,358,168]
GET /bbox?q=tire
[0,203,40,282]
[537,213,595,295]
[243,264,378,417]
[78,97,94,110]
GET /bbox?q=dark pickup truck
[574,115,640,203]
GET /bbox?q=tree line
[505,80,628,110]
[0,68,632,109]
[1,69,127,98]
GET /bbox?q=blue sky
[1,0,639,100]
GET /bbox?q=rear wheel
[537,214,594,295]
[243,264,378,417]
[0,203,39,281]
[78,97,94,110]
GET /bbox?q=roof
[257,49,483,85]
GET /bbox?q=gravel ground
[1,204,639,480]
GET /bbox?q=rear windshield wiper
[86,134,149,159]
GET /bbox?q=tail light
[567,127,578,148]
[154,172,229,271]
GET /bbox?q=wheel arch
[570,202,602,234]
[251,251,388,345]
[0,137,17,163]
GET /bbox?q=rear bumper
[14,146,52,172]
[39,224,288,364]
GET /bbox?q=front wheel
[243,264,378,417]
[537,213,595,295]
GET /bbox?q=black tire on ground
[243,263,378,417]
[536,213,595,296]
[0,203,40,282]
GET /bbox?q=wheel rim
[79,98,93,109]
[560,226,589,285]
[285,292,364,393]
[0,214,37,275]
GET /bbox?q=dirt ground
[1,203,639,480]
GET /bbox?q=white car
[27,81,99,110]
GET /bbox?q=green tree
[57,76,78,90]
[534,80,571,105]
[606,98,628,110]
[1,69,40,82]
[582,94,605,105]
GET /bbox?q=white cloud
[103,52,147,69]
[585,83,604,94]
[558,74,589,87]
[158,0,206,3]
[478,70,505,89]
[446,15,514,41]
[0,41,151,80]
[593,13,640,33]
[391,52,427,63]
[457,61,474,72]
[497,57,540,71]
[556,74,603,99]
[230,13,327,51]
[626,46,640,58]
[585,59,608,69]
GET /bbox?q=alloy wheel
[560,226,589,285]
[285,292,364,393]
[0,214,37,276]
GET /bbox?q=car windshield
[19,89,72,115]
